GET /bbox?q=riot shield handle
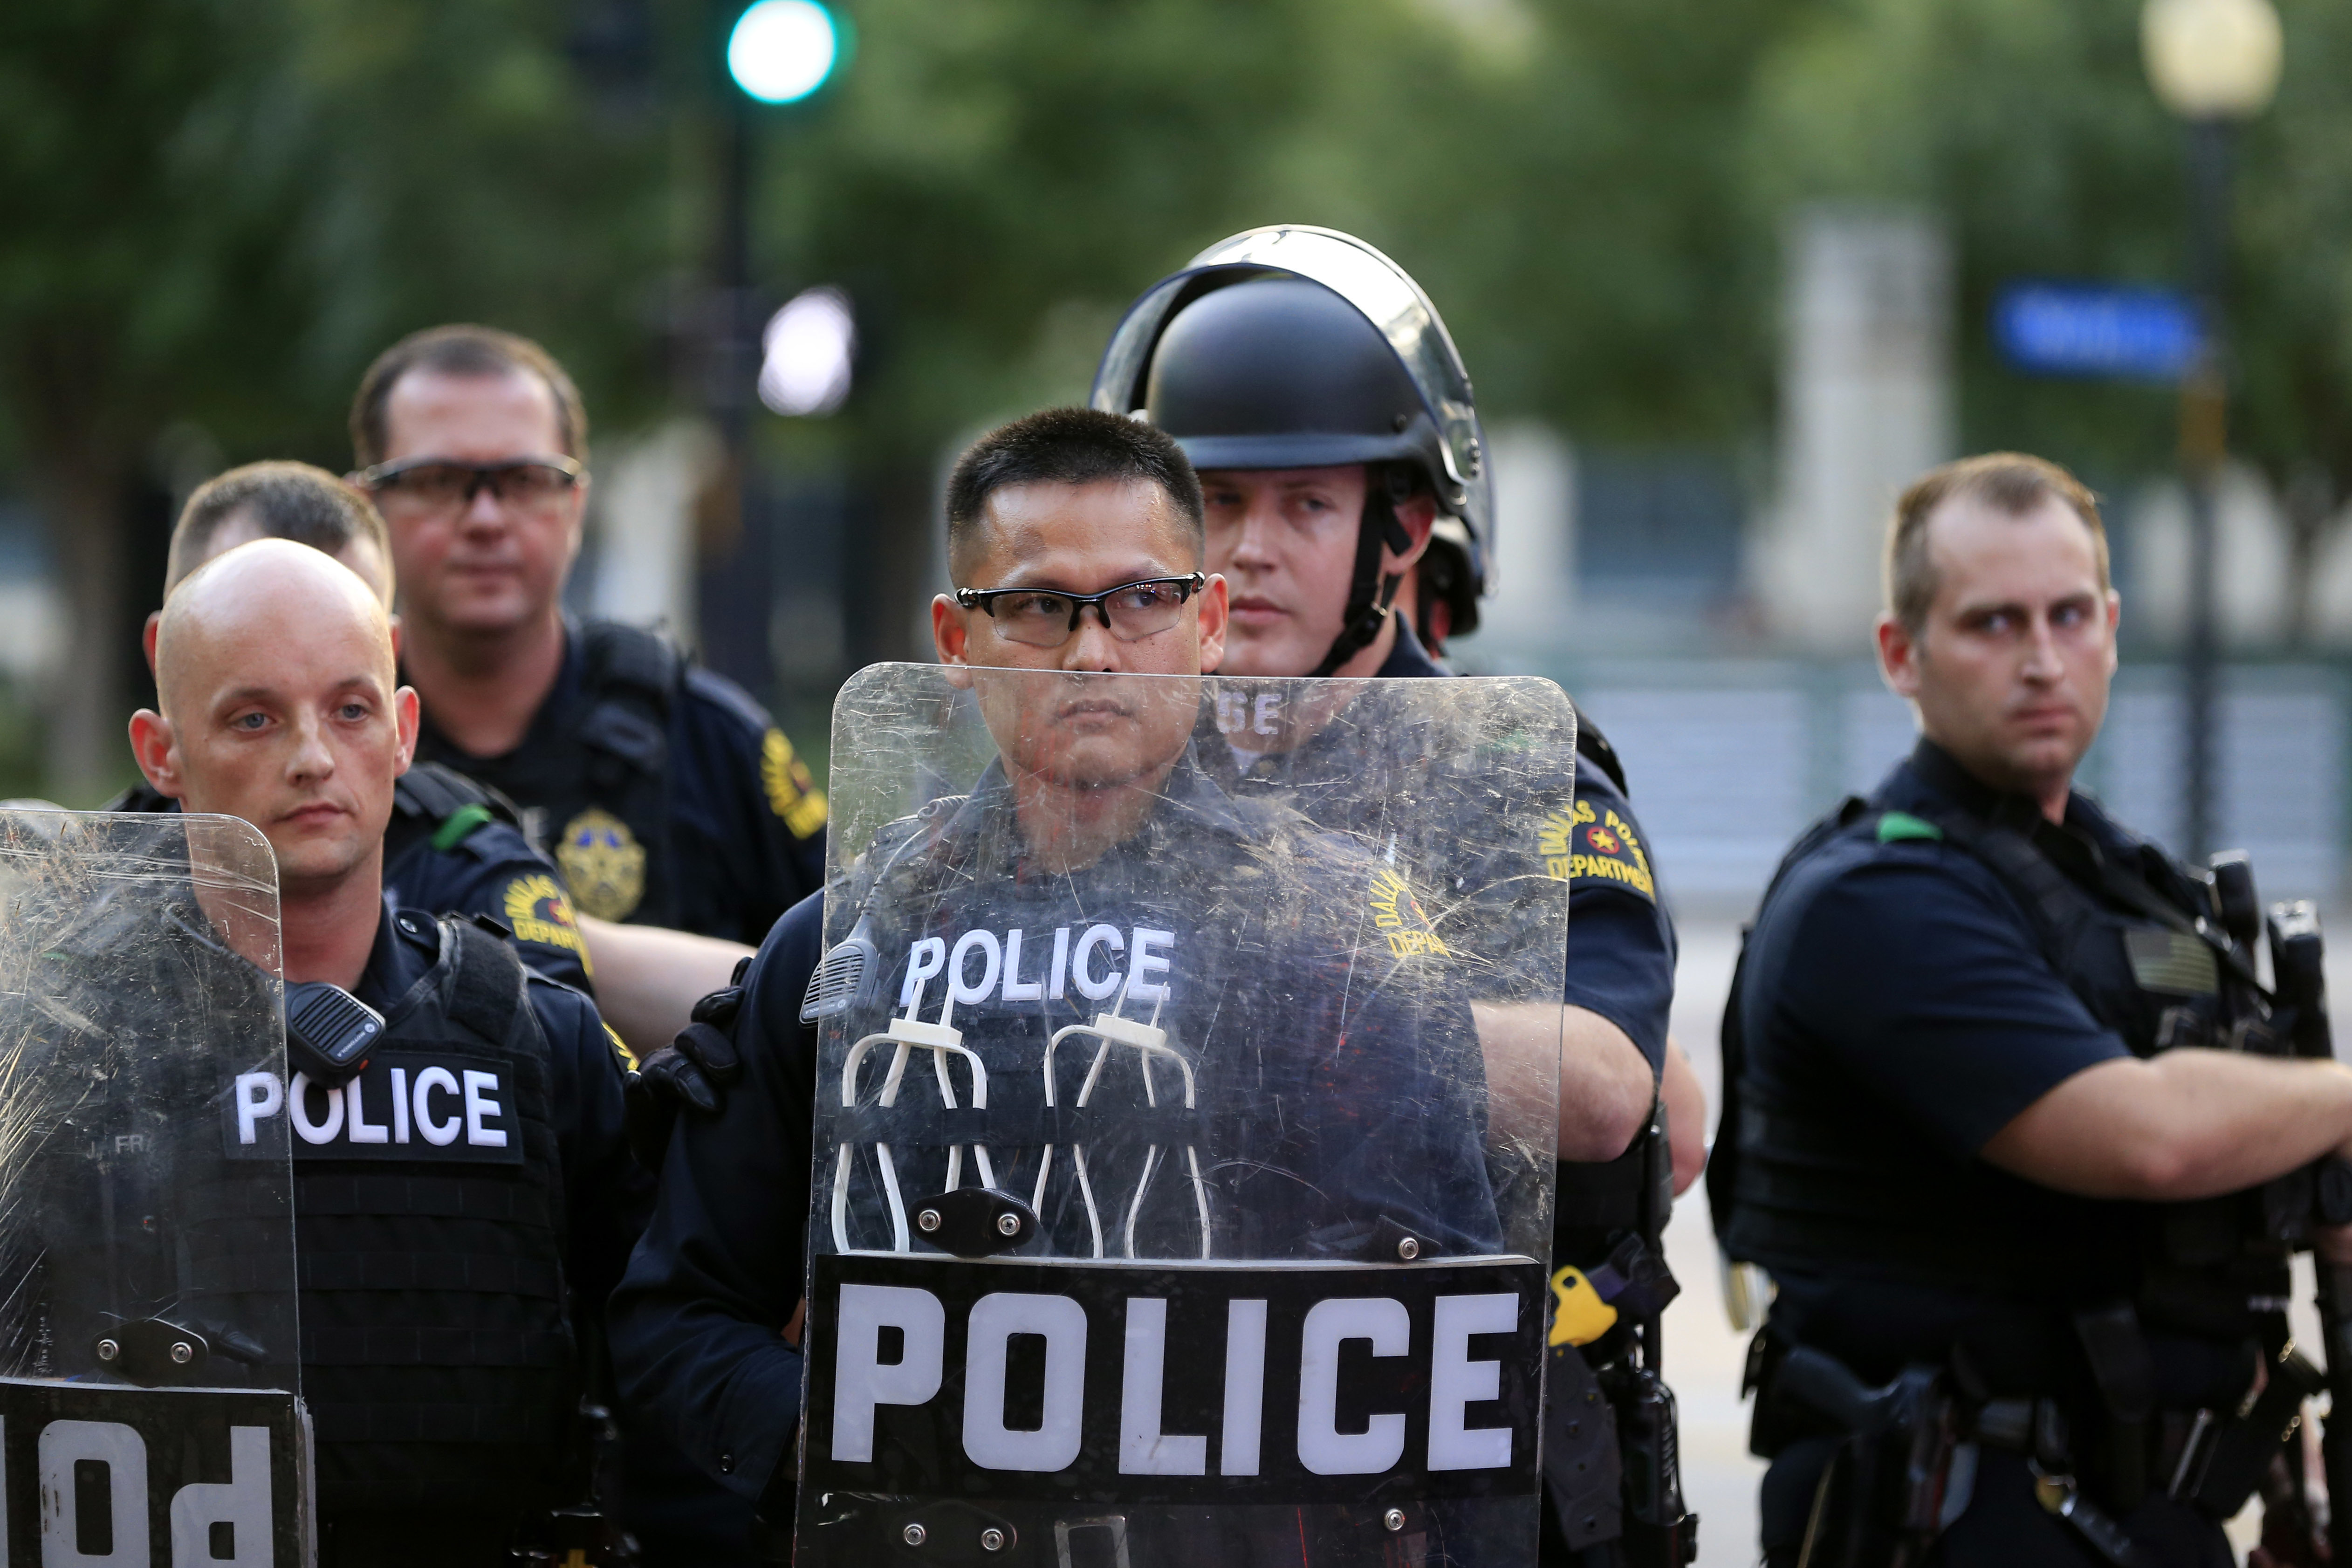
[833,990,996,1255]
[1039,984,1211,1261]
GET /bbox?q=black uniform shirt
[608,751,1498,1502]
[411,619,825,944]
[1733,741,2154,1371]
[104,775,592,991]
[361,897,650,1315]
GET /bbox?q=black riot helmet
[1092,226,1491,672]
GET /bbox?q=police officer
[1716,452,2352,1566]
[609,408,1516,1557]
[108,459,594,990]
[127,538,647,1565]
[346,323,825,945]
[1090,225,1695,1563]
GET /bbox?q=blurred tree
[1751,0,2352,637]
[0,0,675,801]
[14,0,2352,810]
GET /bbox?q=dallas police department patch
[763,729,829,840]
[1537,799,1656,902]
[1368,866,1450,959]
[502,872,590,967]
[558,807,647,922]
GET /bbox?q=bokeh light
[760,287,856,415]
[727,0,839,105]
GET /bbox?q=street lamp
[2140,0,2281,862]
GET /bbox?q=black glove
[624,965,750,1171]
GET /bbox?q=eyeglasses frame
[953,573,1208,642]
[350,453,587,509]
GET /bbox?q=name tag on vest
[222,1051,525,1165]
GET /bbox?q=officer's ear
[128,709,184,801]
[1876,613,1922,700]
[141,610,163,675]
[1197,573,1229,673]
[392,686,420,775]
[933,595,976,690]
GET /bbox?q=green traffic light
[727,0,842,104]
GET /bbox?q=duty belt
[1761,1341,2320,1568]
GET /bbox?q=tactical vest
[467,620,683,928]
[295,916,576,1518]
[1714,795,2271,1305]
[380,761,528,876]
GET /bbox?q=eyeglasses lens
[379,463,574,513]
[991,583,1187,648]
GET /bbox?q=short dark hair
[945,407,1204,582]
[166,461,392,598]
[1888,452,2109,636]
[349,323,589,470]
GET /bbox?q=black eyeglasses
[351,455,584,514]
[954,574,1206,648]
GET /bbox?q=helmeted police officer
[128,538,647,1567]
[1717,453,2352,1566]
[346,324,826,945]
[109,460,595,990]
[611,408,1557,1563]
[1090,225,1695,1564]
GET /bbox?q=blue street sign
[1993,282,2202,382]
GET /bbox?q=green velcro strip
[430,803,495,853]
[1876,811,1944,844]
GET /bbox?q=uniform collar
[407,616,585,765]
[1893,737,2148,875]
[357,892,440,1015]
[1375,617,1447,679]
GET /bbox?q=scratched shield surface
[795,665,1576,1567]
[0,810,309,1564]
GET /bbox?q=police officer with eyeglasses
[347,324,827,950]
[348,324,813,1562]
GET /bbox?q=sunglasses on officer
[351,455,584,514]
[954,574,1207,649]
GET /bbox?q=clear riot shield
[0,810,310,1565]
[795,666,1571,1567]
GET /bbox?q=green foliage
[11,0,2352,736]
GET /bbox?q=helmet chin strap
[1310,470,1416,678]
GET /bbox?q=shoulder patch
[1876,811,1945,844]
[762,729,829,839]
[603,1020,639,1073]
[502,872,593,976]
[1368,865,1451,960]
[1536,799,1656,901]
